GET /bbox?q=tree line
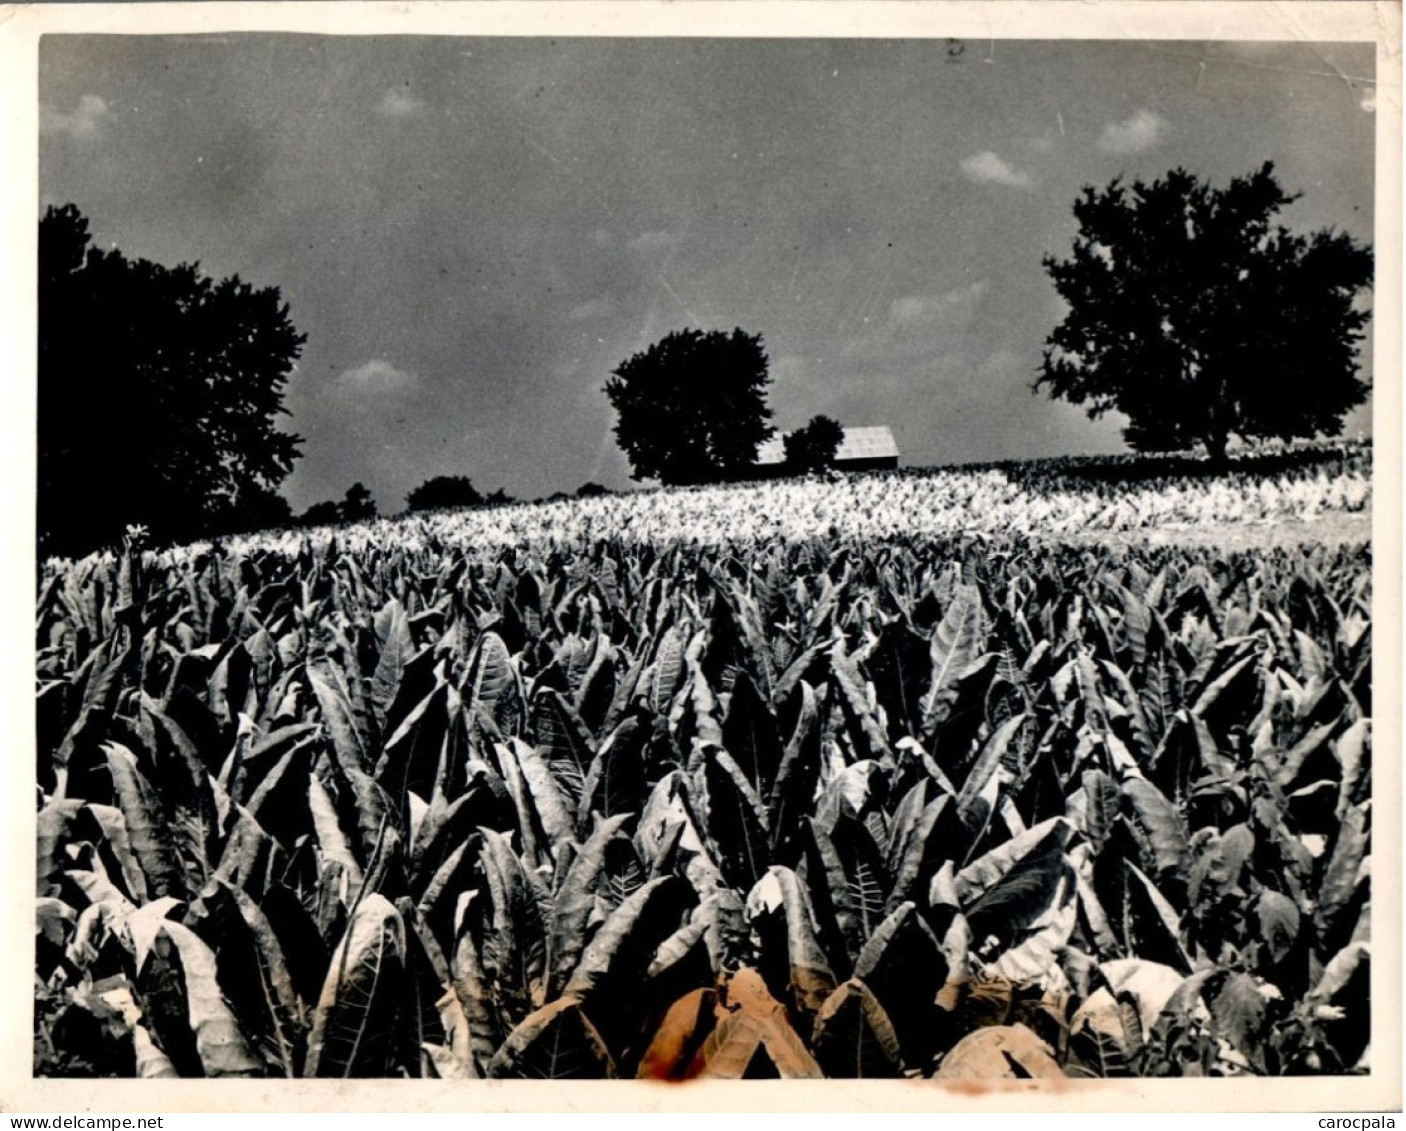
[38,161,1372,557]
[294,477,615,526]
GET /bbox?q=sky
[39,36,1377,512]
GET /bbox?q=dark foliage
[222,483,295,535]
[784,415,845,473]
[406,475,484,513]
[604,327,776,486]
[300,483,378,527]
[341,483,377,523]
[1038,163,1372,463]
[576,482,611,498]
[299,501,343,527]
[39,204,305,557]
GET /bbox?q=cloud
[628,230,679,255]
[959,151,1032,188]
[336,359,417,396]
[1098,109,1167,155]
[889,279,990,331]
[40,94,110,140]
[567,297,615,322]
[377,88,423,118]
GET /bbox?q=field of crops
[35,445,1373,1079]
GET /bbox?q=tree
[406,475,483,512]
[604,327,775,486]
[1037,163,1372,463]
[299,483,377,527]
[340,483,378,523]
[39,203,305,556]
[784,414,845,473]
[299,500,344,527]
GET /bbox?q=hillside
[99,439,1370,569]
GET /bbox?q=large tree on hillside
[39,203,304,556]
[604,327,775,486]
[1037,162,1372,463]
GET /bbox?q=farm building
[754,424,900,475]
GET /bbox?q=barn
[753,425,900,475]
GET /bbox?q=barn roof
[755,424,899,466]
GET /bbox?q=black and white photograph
[11,0,1399,1109]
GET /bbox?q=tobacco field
[34,446,1373,1079]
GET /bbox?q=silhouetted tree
[299,500,344,527]
[483,488,515,507]
[39,203,304,556]
[576,482,610,498]
[299,483,377,526]
[340,483,378,522]
[1038,163,1372,463]
[406,475,483,512]
[604,327,775,486]
[784,415,845,473]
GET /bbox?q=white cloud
[40,94,110,140]
[336,359,416,396]
[1098,109,1168,155]
[568,297,615,322]
[628,230,679,255]
[377,88,423,118]
[889,279,990,331]
[959,151,1033,189]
